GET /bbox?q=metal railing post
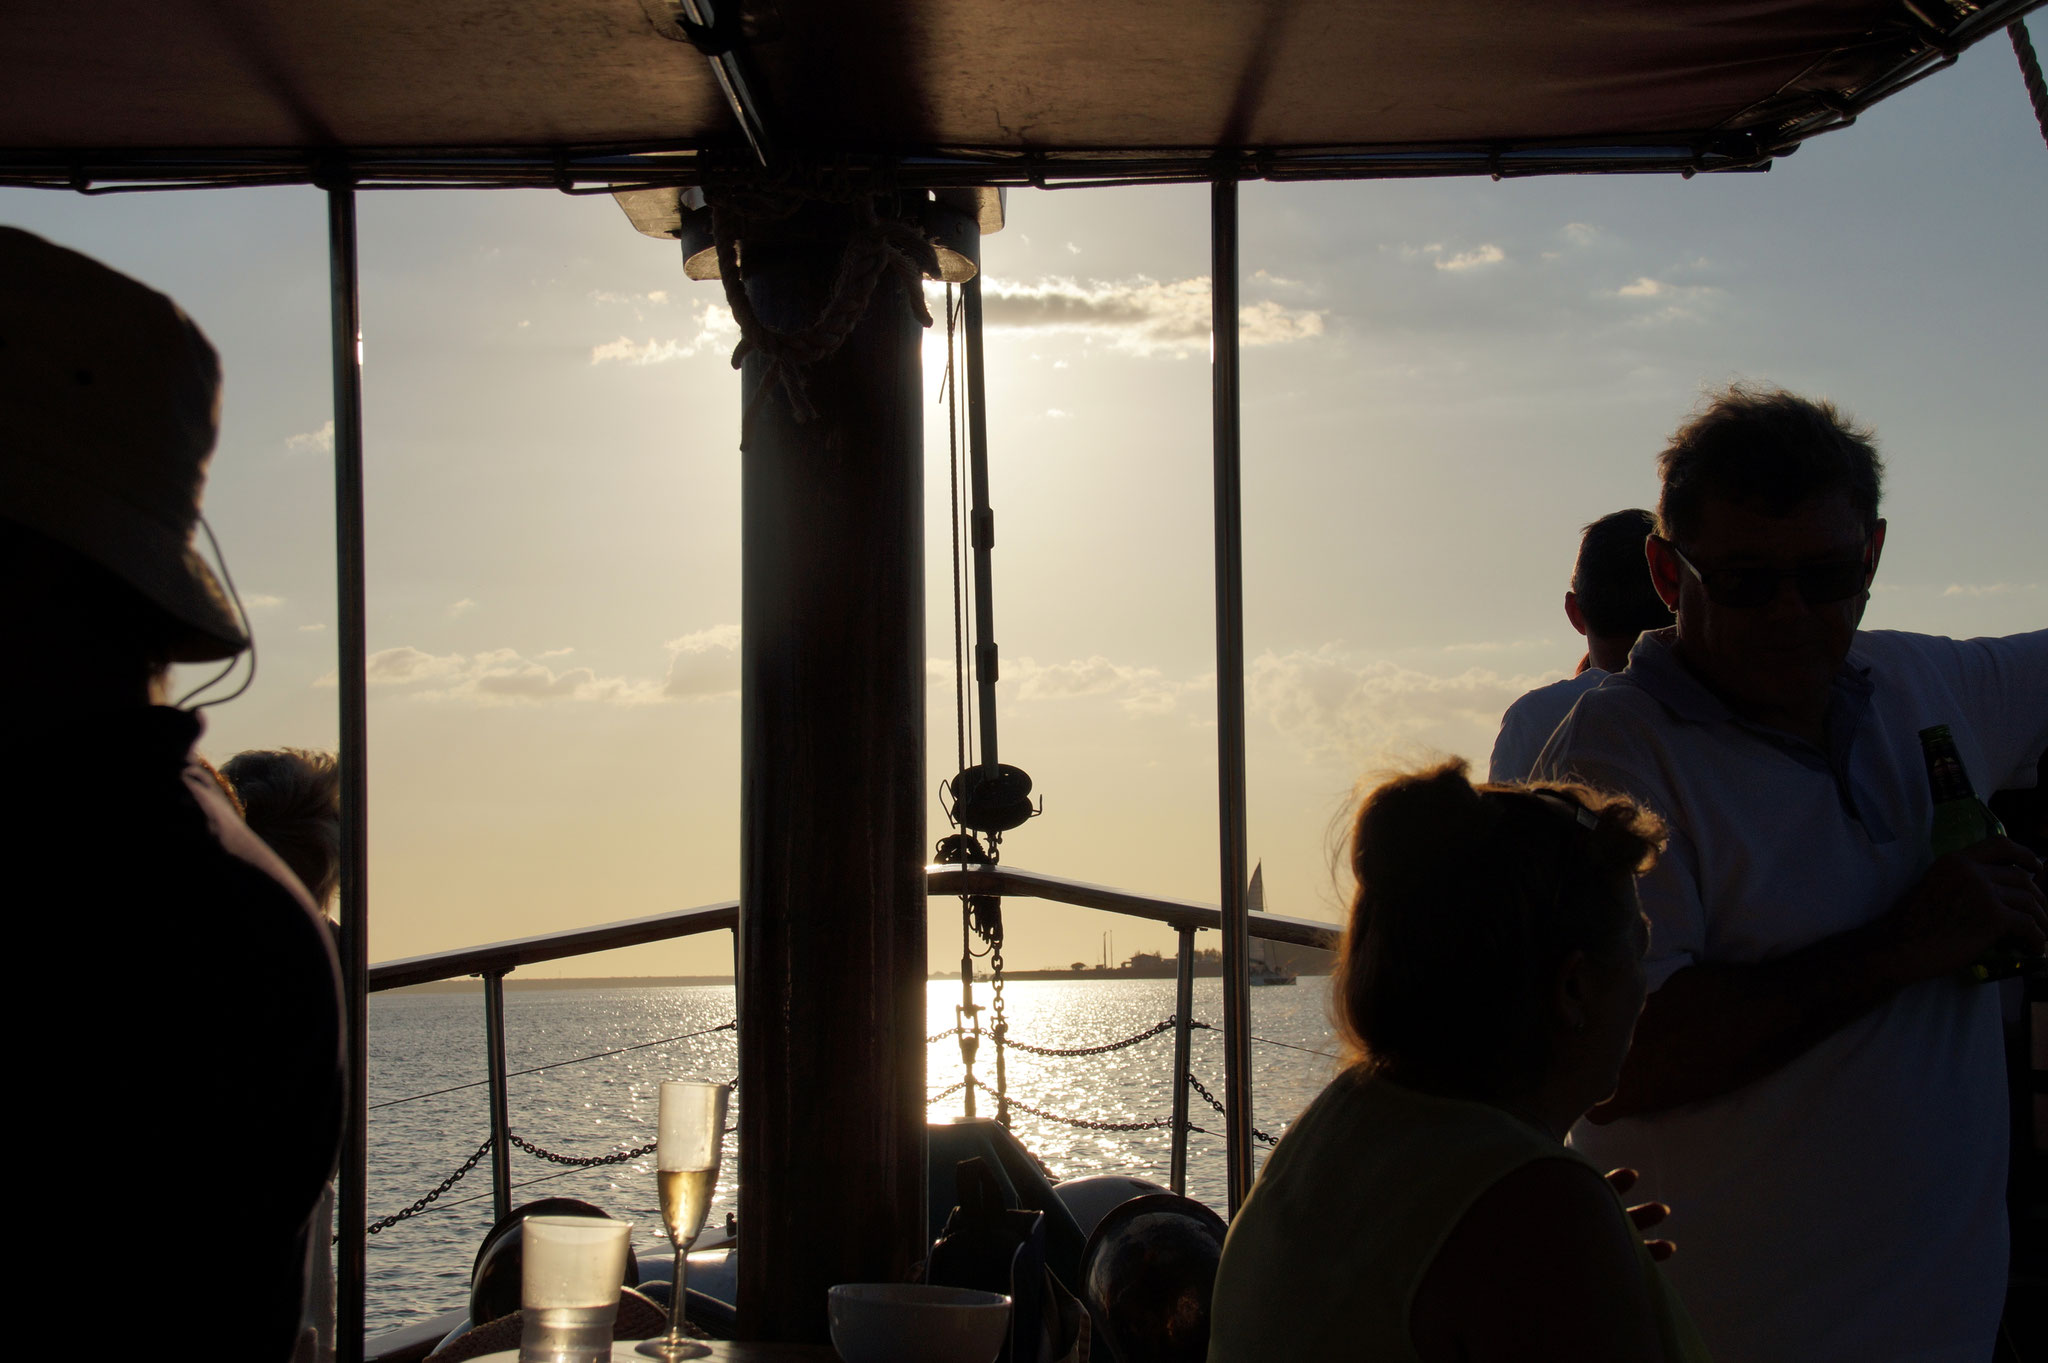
[483,969,515,1223]
[1169,925,1197,1194]
[327,178,371,1363]
[1210,174,1256,1215]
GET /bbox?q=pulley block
[947,762,1039,834]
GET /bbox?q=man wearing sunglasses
[1538,385,2047,1363]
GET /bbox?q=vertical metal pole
[735,198,927,1344]
[327,182,371,1363]
[1210,175,1256,1215]
[961,276,999,768]
[1170,924,1197,1195]
[483,971,515,1223]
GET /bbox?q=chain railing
[365,1007,1309,1235]
[1185,1073,1279,1146]
[357,1136,495,1240]
[508,1133,658,1168]
[363,865,1344,1241]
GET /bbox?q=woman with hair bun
[1207,759,1709,1363]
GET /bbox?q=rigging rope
[945,283,970,778]
[2012,19,2048,150]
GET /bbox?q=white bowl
[826,1283,1011,1363]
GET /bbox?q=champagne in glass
[639,1081,730,1360]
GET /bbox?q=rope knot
[708,190,943,425]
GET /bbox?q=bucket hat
[1,225,247,661]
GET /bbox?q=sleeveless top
[1207,1071,1710,1362]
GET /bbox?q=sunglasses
[1666,541,1872,610]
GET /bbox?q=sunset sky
[6,41,2042,978]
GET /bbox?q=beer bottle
[1919,724,2025,983]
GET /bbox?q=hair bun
[1351,759,1485,890]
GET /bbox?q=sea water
[364,976,1341,1334]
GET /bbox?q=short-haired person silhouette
[225,748,343,913]
[220,745,344,1363]
[1,226,346,1362]
[1539,384,2047,1362]
[1489,509,1670,782]
[1208,761,1711,1363]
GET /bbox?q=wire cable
[369,1021,737,1110]
[175,513,259,710]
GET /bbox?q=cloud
[1435,244,1505,272]
[590,301,739,365]
[1007,654,1195,716]
[1239,300,1327,344]
[1607,276,1725,325]
[472,660,598,699]
[1562,222,1601,246]
[1440,638,1554,654]
[664,623,741,699]
[1395,243,1507,273]
[320,644,668,705]
[299,623,326,632]
[364,646,467,685]
[1941,582,2039,597]
[592,289,670,307]
[978,276,1324,356]
[242,593,284,609]
[286,420,334,454]
[1247,646,1547,768]
[314,629,746,706]
[448,598,477,617]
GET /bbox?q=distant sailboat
[1246,863,1297,986]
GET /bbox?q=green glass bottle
[1918,725,2023,984]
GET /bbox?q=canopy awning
[2,0,2037,188]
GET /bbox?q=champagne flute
[639,1080,731,1360]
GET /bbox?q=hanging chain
[353,1135,495,1241]
[1185,1073,1279,1146]
[1000,1016,1195,1057]
[508,1133,658,1168]
[970,1078,1177,1132]
[923,1015,1211,1055]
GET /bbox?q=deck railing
[366,864,1339,1221]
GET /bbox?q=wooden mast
[732,197,931,1343]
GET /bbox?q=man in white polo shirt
[1537,384,2047,1363]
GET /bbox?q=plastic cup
[520,1215,634,1363]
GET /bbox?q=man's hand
[1878,838,2048,981]
[1604,1168,1675,1262]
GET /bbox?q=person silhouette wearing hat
[2,226,346,1362]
